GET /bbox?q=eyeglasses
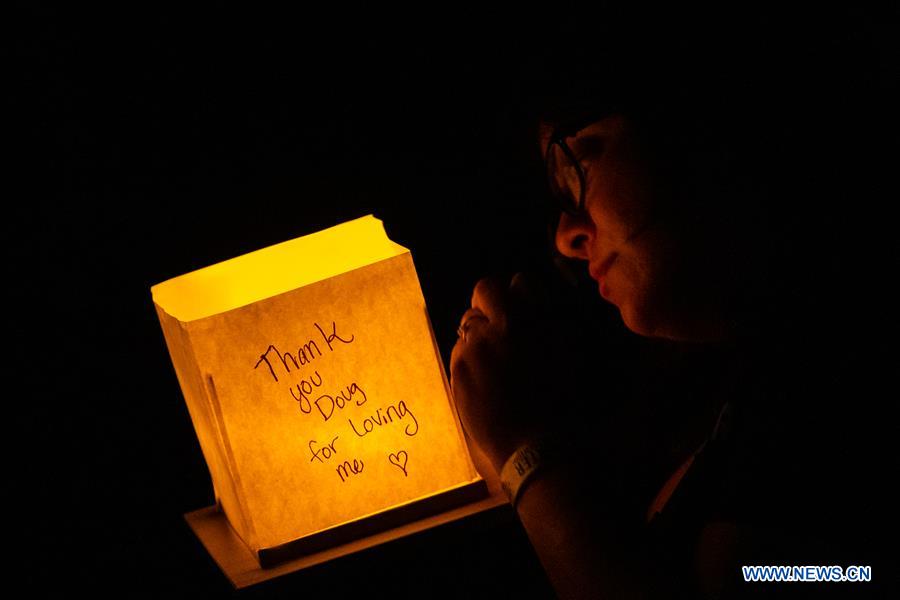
[545,130,588,216]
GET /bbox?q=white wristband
[499,435,570,507]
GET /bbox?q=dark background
[13,5,896,597]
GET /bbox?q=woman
[448,34,886,598]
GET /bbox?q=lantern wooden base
[185,479,509,588]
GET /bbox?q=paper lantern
[152,215,502,586]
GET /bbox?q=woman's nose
[554,210,594,260]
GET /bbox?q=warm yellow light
[152,215,484,566]
[152,215,408,322]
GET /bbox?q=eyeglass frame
[544,107,617,217]
[544,124,591,217]
[544,105,628,217]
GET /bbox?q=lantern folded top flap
[151,215,408,322]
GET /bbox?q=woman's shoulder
[649,387,887,596]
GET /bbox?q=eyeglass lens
[546,141,583,214]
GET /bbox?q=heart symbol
[389,450,408,477]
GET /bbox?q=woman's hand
[450,272,579,473]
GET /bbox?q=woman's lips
[589,254,617,300]
[589,253,617,282]
[598,279,611,299]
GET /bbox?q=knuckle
[472,276,501,303]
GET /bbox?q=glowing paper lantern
[152,215,497,586]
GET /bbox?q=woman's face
[542,115,729,342]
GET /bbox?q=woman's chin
[618,302,656,338]
[619,299,682,341]
[621,301,729,343]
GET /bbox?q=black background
[13,5,897,598]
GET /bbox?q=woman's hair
[520,30,771,241]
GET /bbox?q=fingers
[467,272,553,335]
[451,284,500,385]
[449,339,465,385]
[449,325,484,389]
[451,306,491,366]
[458,307,488,334]
[471,277,509,331]
[453,272,550,379]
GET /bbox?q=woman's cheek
[618,286,657,337]
[611,253,669,338]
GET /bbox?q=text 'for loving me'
[254,321,418,482]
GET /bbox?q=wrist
[483,434,534,474]
[498,433,574,507]
[485,425,557,474]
